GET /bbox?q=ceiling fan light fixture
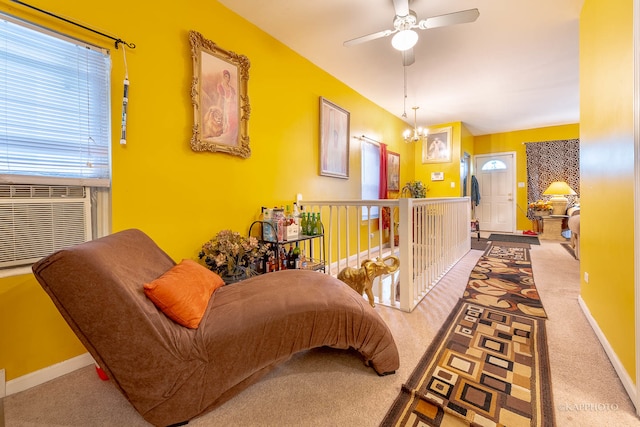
[391,29,418,51]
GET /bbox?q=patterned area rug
[488,234,540,245]
[380,300,554,426]
[471,237,489,251]
[483,245,530,260]
[381,245,553,426]
[489,241,531,249]
[464,245,547,318]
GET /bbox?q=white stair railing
[301,197,470,312]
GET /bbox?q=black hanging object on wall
[10,0,135,49]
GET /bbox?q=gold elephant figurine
[337,255,400,307]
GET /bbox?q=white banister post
[398,198,413,311]
[355,206,361,268]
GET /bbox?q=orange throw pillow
[143,259,224,328]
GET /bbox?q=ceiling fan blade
[418,8,480,30]
[392,0,409,17]
[402,48,415,66]
[343,29,396,47]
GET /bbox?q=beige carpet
[3,242,639,426]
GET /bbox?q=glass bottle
[306,213,313,235]
[287,246,295,269]
[292,202,301,238]
[309,213,316,236]
[312,213,320,235]
[279,246,287,270]
[293,245,301,269]
[301,211,308,236]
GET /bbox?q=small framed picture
[319,97,350,178]
[189,30,251,158]
[387,151,400,191]
[422,126,452,163]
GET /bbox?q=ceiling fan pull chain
[402,65,407,118]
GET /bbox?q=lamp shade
[543,181,576,215]
[543,181,576,196]
[391,30,418,51]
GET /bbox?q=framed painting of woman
[189,30,251,158]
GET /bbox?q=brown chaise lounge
[32,229,399,426]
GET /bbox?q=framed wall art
[387,150,400,191]
[422,126,452,163]
[189,30,251,158]
[319,97,350,178]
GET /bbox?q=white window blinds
[0,14,111,187]
[361,139,380,219]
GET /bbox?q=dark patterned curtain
[525,139,580,216]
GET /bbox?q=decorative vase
[534,209,550,217]
[221,266,247,285]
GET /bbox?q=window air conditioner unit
[0,184,92,268]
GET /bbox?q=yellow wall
[1,0,617,388]
[0,0,412,381]
[474,124,580,231]
[414,122,461,197]
[579,0,635,380]
[413,122,466,197]
[460,124,475,164]
[408,120,478,198]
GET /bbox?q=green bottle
[309,213,316,236]
[301,211,308,236]
[312,213,319,236]
[315,213,322,235]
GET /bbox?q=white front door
[474,153,516,233]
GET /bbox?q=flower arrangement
[401,180,429,198]
[529,200,552,212]
[199,229,270,278]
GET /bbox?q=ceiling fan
[343,0,479,66]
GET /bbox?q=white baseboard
[5,353,94,396]
[578,296,637,408]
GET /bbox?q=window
[0,14,111,276]
[0,15,111,183]
[481,160,507,171]
[361,140,380,219]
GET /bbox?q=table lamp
[543,181,576,215]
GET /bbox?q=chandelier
[403,106,427,142]
[400,63,427,143]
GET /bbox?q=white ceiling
[218,0,583,136]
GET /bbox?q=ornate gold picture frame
[189,30,251,158]
[387,150,400,191]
